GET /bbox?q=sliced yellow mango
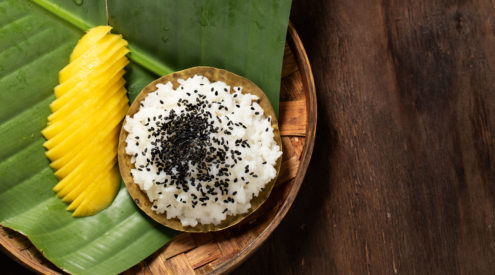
[66,172,108,211]
[50,67,126,115]
[53,50,129,102]
[42,87,128,143]
[60,35,127,82]
[71,166,120,217]
[59,152,116,201]
[42,26,129,217]
[53,46,129,100]
[70,26,112,61]
[66,164,118,211]
[49,113,124,171]
[43,93,125,151]
[54,121,121,179]
[49,110,124,171]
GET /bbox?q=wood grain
[280,101,307,136]
[0,24,317,274]
[237,0,495,274]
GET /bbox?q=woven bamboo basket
[0,23,317,274]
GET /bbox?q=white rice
[124,75,282,227]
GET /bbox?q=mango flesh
[42,26,129,217]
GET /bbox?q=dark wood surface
[2,0,495,274]
[238,0,495,274]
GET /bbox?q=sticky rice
[123,74,282,227]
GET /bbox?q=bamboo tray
[0,23,317,274]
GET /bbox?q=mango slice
[42,26,129,217]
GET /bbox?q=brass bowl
[117,66,282,232]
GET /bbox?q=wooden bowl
[118,66,283,232]
[0,23,316,274]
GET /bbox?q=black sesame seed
[136,95,267,206]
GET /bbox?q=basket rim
[211,22,318,274]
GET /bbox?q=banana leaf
[0,0,292,274]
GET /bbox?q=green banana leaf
[0,0,292,274]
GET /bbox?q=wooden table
[237,0,495,274]
[2,0,495,273]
